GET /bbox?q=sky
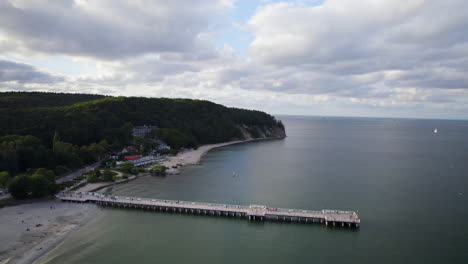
[1,0,468,120]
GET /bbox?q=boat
[434,128,438,134]
[232,171,237,177]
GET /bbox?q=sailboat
[434,128,438,134]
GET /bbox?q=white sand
[0,200,98,264]
[161,140,256,174]
[0,138,279,263]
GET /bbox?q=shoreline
[0,137,283,264]
[161,137,283,174]
[0,200,98,264]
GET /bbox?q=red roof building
[124,155,142,161]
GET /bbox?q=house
[130,155,158,167]
[121,146,138,154]
[155,140,171,150]
[110,152,120,160]
[132,125,158,138]
[124,155,142,161]
[157,143,170,150]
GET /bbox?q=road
[55,161,101,184]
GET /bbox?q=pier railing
[57,191,360,228]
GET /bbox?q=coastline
[0,200,98,264]
[0,137,283,264]
[161,137,283,174]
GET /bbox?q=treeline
[0,134,108,176]
[0,168,58,199]
[0,92,285,178]
[0,91,106,109]
[0,92,284,149]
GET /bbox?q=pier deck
[58,192,360,228]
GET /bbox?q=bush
[87,173,99,183]
[0,171,11,188]
[54,165,69,176]
[33,168,56,182]
[102,169,114,182]
[30,175,52,198]
[58,181,74,190]
[8,172,57,199]
[150,165,166,176]
[8,176,31,199]
[119,161,135,174]
[130,167,139,175]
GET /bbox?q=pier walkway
[57,192,360,228]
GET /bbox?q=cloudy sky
[1,0,467,119]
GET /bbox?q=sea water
[38,116,468,264]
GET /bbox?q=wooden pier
[57,192,360,228]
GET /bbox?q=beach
[0,138,278,264]
[0,200,98,264]
[161,139,271,174]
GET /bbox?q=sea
[38,116,468,264]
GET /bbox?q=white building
[131,155,158,167]
[132,125,158,138]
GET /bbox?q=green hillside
[0,92,285,176]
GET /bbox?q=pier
[58,192,360,228]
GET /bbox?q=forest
[0,92,285,179]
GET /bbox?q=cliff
[0,92,285,148]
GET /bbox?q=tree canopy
[0,92,285,177]
[1,92,284,148]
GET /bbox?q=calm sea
[38,116,468,264]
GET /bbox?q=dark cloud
[0,59,64,83]
[0,0,467,117]
[0,0,231,59]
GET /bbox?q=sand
[161,140,251,174]
[0,138,279,263]
[0,200,98,264]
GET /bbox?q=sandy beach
[0,138,280,264]
[0,200,98,264]
[161,140,253,174]
[0,141,246,263]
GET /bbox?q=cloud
[246,0,468,94]
[0,0,233,59]
[0,59,64,83]
[1,0,468,119]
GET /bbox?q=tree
[102,169,114,182]
[52,131,61,152]
[0,171,11,188]
[153,128,198,150]
[8,176,31,199]
[33,168,56,182]
[87,173,99,183]
[120,161,135,174]
[150,165,166,176]
[54,165,69,176]
[94,169,102,178]
[30,175,51,198]
[0,92,285,176]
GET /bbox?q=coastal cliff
[238,124,286,140]
[0,92,285,175]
